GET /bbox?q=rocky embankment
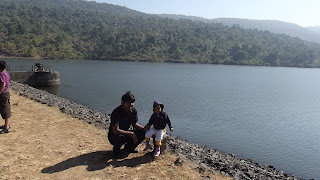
[10,81,304,180]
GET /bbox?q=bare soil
[0,91,231,180]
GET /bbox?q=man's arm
[112,125,134,136]
[131,108,145,131]
[112,125,138,144]
[142,115,154,131]
[133,123,145,131]
[143,124,151,131]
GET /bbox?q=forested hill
[158,14,320,44]
[1,0,320,68]
[211,18,320,45]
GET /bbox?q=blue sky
[92,0,320,27]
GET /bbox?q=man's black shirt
[108,105,138,137]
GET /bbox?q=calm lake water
[5,59,320,179]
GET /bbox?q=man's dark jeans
[108,129,145,155]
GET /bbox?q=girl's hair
[0,61,7,71]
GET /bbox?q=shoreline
[1,56,314,69]
[10,81,304,179]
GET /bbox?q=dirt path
[0,91,230,180]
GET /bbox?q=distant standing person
[0,61,11,134]
[143,101,173,157]
[108,91,146,157]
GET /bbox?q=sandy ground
[0,90,231,180]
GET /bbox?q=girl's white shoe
[154,148,160,157]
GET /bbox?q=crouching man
[108,91,145,157]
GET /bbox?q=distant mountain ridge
[157,14,320,44]
[1,0,320,68]
[307,26,320,35]
[212,18,320,44]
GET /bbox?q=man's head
[121,91,135,112]
[0,61,8,71]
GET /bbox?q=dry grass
[0,90,232,180]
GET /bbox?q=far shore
[3,55,315,69]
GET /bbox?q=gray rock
[174,157,184,166]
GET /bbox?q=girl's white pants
[145,127,165,142]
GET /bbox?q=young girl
[0,61,11,134]
[143,101,173,157]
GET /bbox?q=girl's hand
[170,128,174,132]
[143,125,150,131]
